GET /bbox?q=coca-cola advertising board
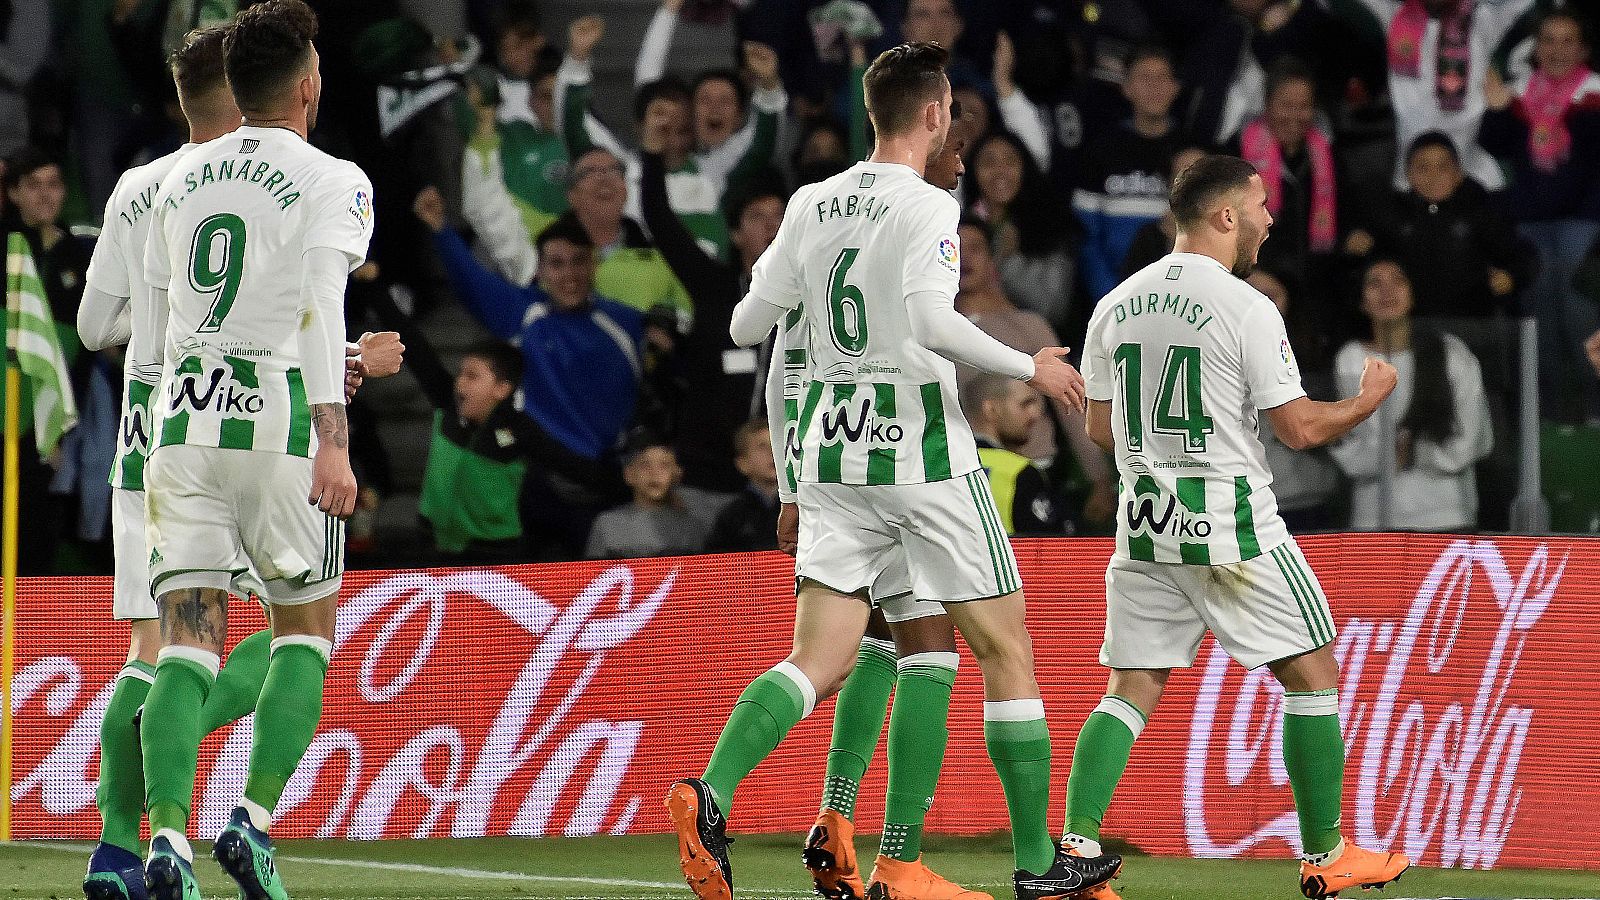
[11,535,1597,870]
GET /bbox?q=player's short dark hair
[693,68,749,115]
[1537,7,1591,47]
[463,340,525,385]
[535,211,595,254]
[1170,154,1259,230]
[495,0,542,38]
[224,0,319,115]
[864,41,950,136]
[170,26,230,102]
[634,77,692,124]
[1406,130,1460,165]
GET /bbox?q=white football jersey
[84,144,194,490]
[750,161,978,485]
[144,126,373,458]
[1083,252,1304,564]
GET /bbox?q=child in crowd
[705,420,781,552]
[417,339,623,561]
[586,435,712,560]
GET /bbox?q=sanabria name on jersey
[11,535,1598,870]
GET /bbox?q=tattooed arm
[309,402,357,517]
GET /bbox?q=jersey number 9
[189,212,248,333]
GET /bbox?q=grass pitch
[5,833,1599,900]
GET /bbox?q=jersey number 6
[189,212,248,333]
[827,247,869,356]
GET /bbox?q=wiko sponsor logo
[170,367,264,415]
[818,396,902,445]
[1183,540,1563,868]
[1126,493,1211,539]
[13,565,672,840]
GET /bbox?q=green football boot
[143,836,201,900]
[213,807,289,900]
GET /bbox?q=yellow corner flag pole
[1,361,18,841]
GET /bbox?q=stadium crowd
[5,0,1600,572]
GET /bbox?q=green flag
[5,233,78,456]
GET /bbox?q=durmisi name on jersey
[164,156,304,212]
[1108,292,1215,332]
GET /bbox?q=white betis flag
[6,232,78,455]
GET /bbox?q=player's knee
[967,633,1035,676]
[783,651,856,701]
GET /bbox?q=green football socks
[879,652,957,861]
[97,661,156,853]
[141,647,220,836]
[983,699,1056,875]
[821,638,897,820]
[1064,695,1146,852]
[1283,689,1345,861]
[243,637,332,823]
[202,628,273,734]
[701,663,815,816]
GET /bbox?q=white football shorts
[111,488,157,620]
[867,549,945,622]
[1100,537,1335,670]
[145,445,343,606]
[796,470,1022,606]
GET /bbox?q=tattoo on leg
[158,587,228,650]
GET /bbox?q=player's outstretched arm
[1266,356,1398,450]
[906,289,1086,410]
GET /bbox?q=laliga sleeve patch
[936,234,959,273]
[1279,337,1298,382]
[348,188,374,229]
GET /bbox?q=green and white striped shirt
[750,162,979,486]
[83,145,195,489]
[144,127,373,458]
[1083,253,1302,565]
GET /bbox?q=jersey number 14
[189,212,247,333]
[1113,343,1214,453]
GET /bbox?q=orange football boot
[803,809,865,899]
[1299,841,1410,898]
[864,855,994,900]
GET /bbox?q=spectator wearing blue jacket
[1072,44,1186,303]
[416,189,643,462]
